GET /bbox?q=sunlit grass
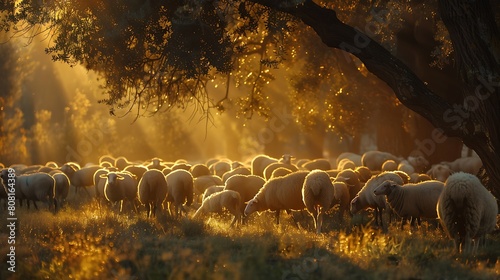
[0,203,498,280]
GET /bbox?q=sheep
[295,158,311,169]
[114,156,133,170]
[171,162,192,171]
[337,158,356,170]
[189,164,211,178]
[350,172,405,228]
[406,156,430,173]
[331,181,350,222]
[270,167,293,179]
[334,169,362,201]
[244,171,309,225]
[192,190,243,227]
[137,169,168,218]
[410,173,432,183]
[1,171,57,212]
[440,156,482,175]
[165,169,194,217]
[382,160,398,171]
[123,165,148,181]
[302,159,331,171]
[61,164,101,196]
[162,167,172,176]
[93,168,110,207]
[374,180,444,229]
[251,155,278,177]
[393,170,411,184]
[263,162,298,180]
[221,166,251,183]
[99,155,116,167]
[210,161,231,178]
[397,160,415,175]
[202,185,225,201]
[224,174,265,214]
[193,175,223,199]
[437,172,498,255]
[361,151,401,171]
[102,172,139,213]
[146,158,167,171]
[354,166,372,183]
[336,152,362,167]
[302,170,335,234]
[426,164,453,182]
[49,170,70,207]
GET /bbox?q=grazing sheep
[334,169,362,201]
[437,172,498,254]
[49,170,70,207]
[440,156,482,175]
[102,172,139,213]
[1,171,57,212]
[331,181,350,222]
[374,180,444,229]
[354,166,372,183]
[244,171,309,225]
[302,159,331,171]
[165,169,194,217]
[302,170,335,234]
[193,175,224,199]
[137,169,168,218]
[202,185,225,201]
[350,172,405,228]
[426,164,453,182]
[221,166,251,183]
[124,165,148,181]
[382,160,398,171]
[190,164,211,178]
[251,155,278,177]
[279,154,295,164]
[193,190,243,227]
[336,152,362,167]
[263,162,298,180]
[211,161,232,178]
[337,158,356,170]
[61,164,101,195]
[224,174,265,214]
[362,151,401,171]
[270,167,293,179]
[38,166,58,173]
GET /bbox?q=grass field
[0,197,499,280]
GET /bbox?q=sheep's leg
[275,210,281,225]
[32,200,39,210]
[316,210,324,234]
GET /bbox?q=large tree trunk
[254,0,500,198]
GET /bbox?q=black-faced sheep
[114,156,133,170]
[137,169,168,218]
[374,180,444,229]
[165,169,194,217]
[437,172,498,255]
[210,161,231,178]
[146,158,167,171]
[331,181,350,222]
[302,170,334,234]
[193,190,243,227]
[350,172,405,228]
[244,171,309,225]
[102,172,138,213]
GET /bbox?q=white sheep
[251,154,278,177]
[270,167,293,179]
[102,172,138,213]
[302,159,331,171]
[224,174,266,219]
[202,185,225,201]
[331,181,350,222]
[193,175,223,201]
[337,158,356,170]
[263,162,298,180]
[244,171,309,225]
[382,160,398,171]
[210,160,231,178]
[302,170,335,234]
[49,170,70,207]
[350,172,405,228]
[374,180,444,229]
[426,164,453,182]
[354,166,372,183]
[192,190,243,227]
[440,156,482,175]
[165,169,194,217]
[336,152,362,167]
[221,166,251,183]
[437,172,498,255]
[137,169,168,218]
[361,151,401,171]
[61,164,101,196]
[334,169,362,201]
[189,164,211,178]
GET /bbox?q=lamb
[302,159,331,171]
[437,172,498,255]
[263,162,298,180]
[189,164,211,178]
[336,152,362,167]
[61,164,101,195]
[202,185,225,201]
[302,170,335,234]
[397,160,415,175]
[382,160,398,171]
[224,174,265,214]
[192,190,243,227]
[221,166,251,183]
[1,170,57,212]
[374,180,444,229]
[350,172,405,228]
[165,169,194,217]
[244,171,309,225]
[137,169,168,218]
[270,167,293,179]
[101,172,138,213]
[251,155,278,177]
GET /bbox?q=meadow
[0,193,499,280]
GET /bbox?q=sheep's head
[280,154,294,165]
[431,164,453,182]
[373,180,397,195]
[408,156,430,173]
[244,198,260,216]
[101,172,124,187]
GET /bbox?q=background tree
[1,0,499,198]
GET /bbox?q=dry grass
[0,199,499,280]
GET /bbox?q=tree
[1,0,499,198]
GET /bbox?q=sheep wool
[437,172,498,255]
[193,190,242,227]
[302,170,335,234]
[138,169,168,218]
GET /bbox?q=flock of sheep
[0,150,498,255]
